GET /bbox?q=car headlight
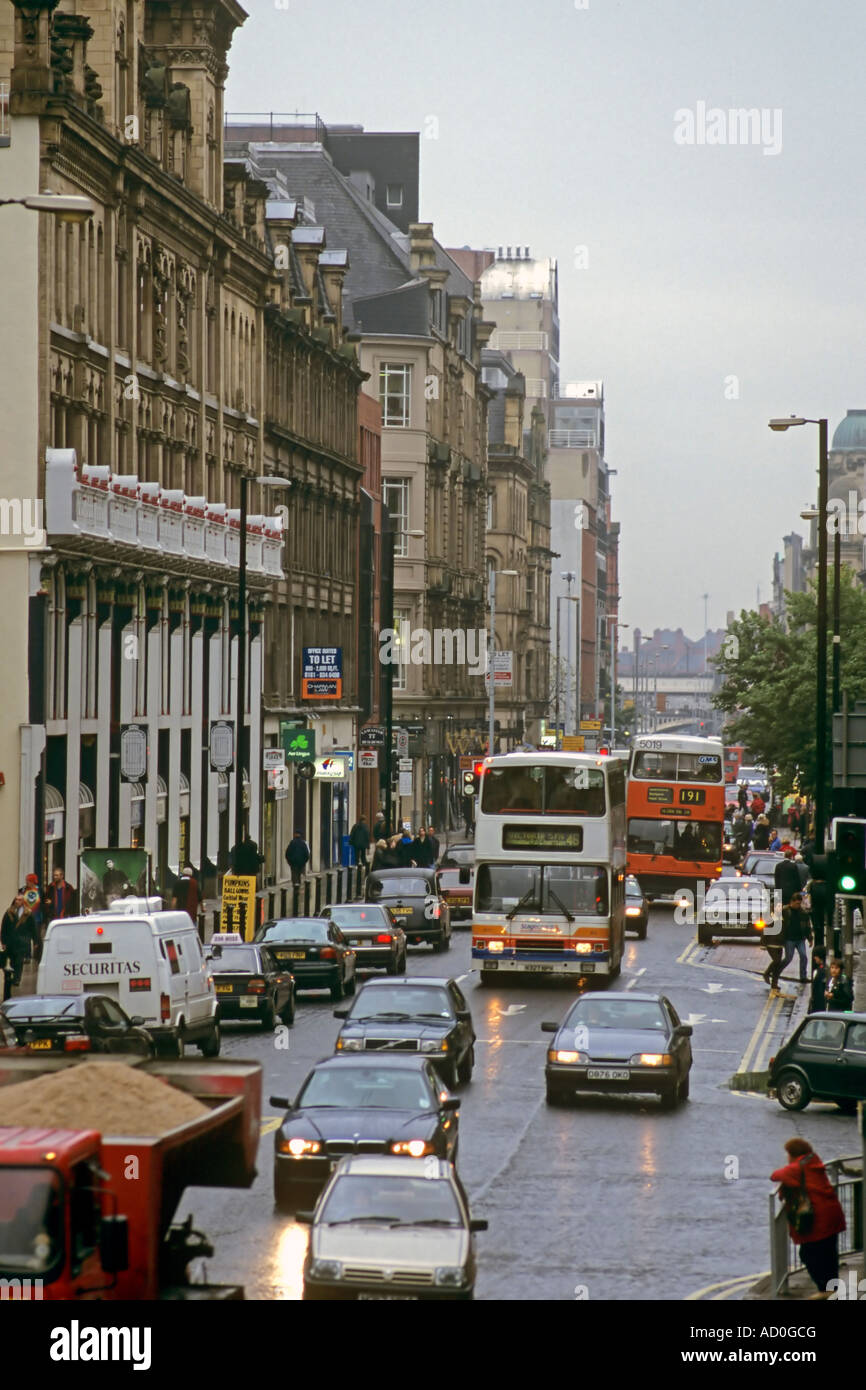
[488,939,504,954]
[391,1139,433,1156]
[574,942,592,955]
[548,1049,588,1064]
[335,1037,363,1051]
[279,1137,322,1156]
[754,919,766,930]
[630,1053,673,1067]
[421,1039,448,1052]
[625,907,642,917]
[434,1265,466,1287]
[310,1259,342,1280]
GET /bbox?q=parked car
[768,1012,866,1113]
[624,875,648,939]
[542,991,693,1109]
[254,917,357,1002]
[696,876,771,946]
[365,869,451,952]
[0,994,154,1057]
[335,976,475,1090]
[321,904,407,974]
[270,1053,460,1210]
[210,939,295,1029]
[436,866,474,925]
[299,1155,487,1300]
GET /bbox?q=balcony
[547,429,596,449]
[44,448,284,577]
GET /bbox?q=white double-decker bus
[471,752,627,984]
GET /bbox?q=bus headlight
[574,942,592,955]
[488,940,504,954]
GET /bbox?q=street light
[488,568,517,754]
[0,192,96,223]
[769,416,829,851]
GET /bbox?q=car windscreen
[475,863,608,915]
[0,1170,63,1275]
[369,878,429,897]
[2,997,84,1020]
[567,998,668,1032]
[255,919,329,944]
[349,986,454,1021]
[481,764,605,815]
[327,906,390,928]
[298,1067,434,1111]
[318,1174,462,1227]
[627,818,722,863]
[211,946,261,972]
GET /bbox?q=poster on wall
[79,848,151,914]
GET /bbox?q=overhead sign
[314,756,348,780]
[120,725,148,781]
[282,727,316,763]
[359,725,386,748]
[302,647,343,700]
[484,652,513,688]
[209,720,234,772]
[263,748,285,771]
[220,874,257,942]
[358,749,378,769]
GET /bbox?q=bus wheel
[608,960,621,981]
[479,970,496,986]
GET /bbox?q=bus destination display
[502,826,584,852]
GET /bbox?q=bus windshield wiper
[546,888,575,923]
[507,887,538,920]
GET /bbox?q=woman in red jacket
[771,1138,846,1294]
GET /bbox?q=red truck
[0,1056,261,1300]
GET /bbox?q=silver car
[298,1155,487,1301]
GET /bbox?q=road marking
[260,1117,282,1135]
[625,968,646,991]
[752,995,785,1073]
[702,983,739,994]
[737,991,776,1075]
[500,1004,527,1016]
[685,1272,768,1301]
[683,1013,707,1026]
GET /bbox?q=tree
[713,568,866,797]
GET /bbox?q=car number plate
[587,1068,630,1081]
[240,997,259,1008]
[390,907,412,915]
[282,951,306,959]
[357,1293,419,1300]
[453,896,471,905]
[28,1039,53,1050]
[524,963,554,973]
[349,938,372,947]
[215,984,233,994]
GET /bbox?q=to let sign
[302,647,342,700]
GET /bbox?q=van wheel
[159,1032,182,1059]
[199,1022,221,1058]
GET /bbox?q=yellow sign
[220,874,257,941]
[561,735,585,751]
[579,719,602,731]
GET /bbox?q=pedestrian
[171,865,200,921]
[774,849,802,906]
[797,804,810,842]
[772,890,812,987]
[809,947,828,1014]
[731,811,750,863]
[794,853,810,889]
[21,874,44,962]
[230,834,264,877]
[410,826,435,868]
[751,793,765,819]
[752,815,771,851]
[737,783,749,811]
[284,831,311,887]
[770,1138,846,1297]
[769,830,783,851]
[761,900,785,988]
[0,895,36,992]
[370,839,389,871]
[787,804,800,837]
[396,829,414,867]
[824,960,854,1012]
[348,814,371,870]
[807,875,830,952]
[44,866,75,920]
[372,809,388,842]
[427,825,440,862]
[379,838,402,869]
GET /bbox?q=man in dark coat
[284,831,311,887]
[774,891,812,986]
[372,810,388,842]
[348,815,371,869]
[774,850,802,906]
[737,783,749,811]
[809,948,828,1013]
[397,830,415,867]
[410,827,435,868]
[824,960,853,1012]
[1,896,38,994]
[230,835,264,877]
[44,867,75,920]
[427,826,441,862]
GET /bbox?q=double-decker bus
[471,752,627,984]
[626,734,724,900]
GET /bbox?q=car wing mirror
[469,1218,488,1233]
[540,1021,558,1033]
[441,1097,461,1112]
[129,1016,146,1027]
[269,1095,291,1110]
[295,1210,314,1225]
[333,1008,350,1020]
[676,1025,693,1038]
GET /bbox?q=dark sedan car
[737,852,783,892]
[321,904,407,975]
[625,875,648,940]
[270,1054,460,1211]
[541,992,693,1109]
[768,1012,866,1113]
[334,977,475,1091]
[365,869,451,952]
[254,917,357,1002]
[211,941,295,1029]
[437,867,474,925]
[0,994,154,1056]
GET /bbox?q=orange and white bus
[626,734,724,900]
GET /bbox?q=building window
[386,184,403,208]
[0,80,10,147]
[392,607,411,691]
[486,491,494,530]
[379,363,411,428]
[383,477,410,557]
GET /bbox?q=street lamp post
[770,417,829,850]
[602,616,627,746]
[0,192,96,222]
[488,568,517,754]
[561,571,576,735]
[554,595,562,748]
[802,504,842,715]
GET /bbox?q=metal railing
[547,429,596,449]
[769,1155,863,1294]
[224,112,329,146]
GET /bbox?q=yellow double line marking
[737,991,783,1075]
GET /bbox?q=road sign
[301,646,342,700]
[833,702,866,787]
[459,756,474,771]
[398,770,412,797]
[358,749,378,769]
[359,725,386,748]
[396,729,409,757]
[263,747,285,771]
[484,651,513,688]
[561,735,585,752]
[579,719,602,731]
[209,720,234,772]
[220,874,257,942]
[120,724,148,781]
[398,758,413,771]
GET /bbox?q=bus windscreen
[626,818,722,863]
[631,752,722,783]
[480,765,606,816]
[475,863,609,915]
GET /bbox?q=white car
[696,877,773,946]
[299,1155,487,1301]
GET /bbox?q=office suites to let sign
[302,647,342,699]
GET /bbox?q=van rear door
[40,920,160,1024]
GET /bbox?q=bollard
[314,876,322,914]
[336,871,343,905]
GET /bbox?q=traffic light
[461,769,477,798]
[831,817,866,897]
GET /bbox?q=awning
[156,775,168,825]
[79,782,94,811]
[129,781,144,829]
[179,771,190,818]
[44,784,64,843]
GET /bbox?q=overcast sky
[226,0,866,640]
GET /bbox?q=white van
[37,909,220,1057]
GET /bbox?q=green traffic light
[839,873,857,892]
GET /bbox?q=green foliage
[712,568,866,796]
